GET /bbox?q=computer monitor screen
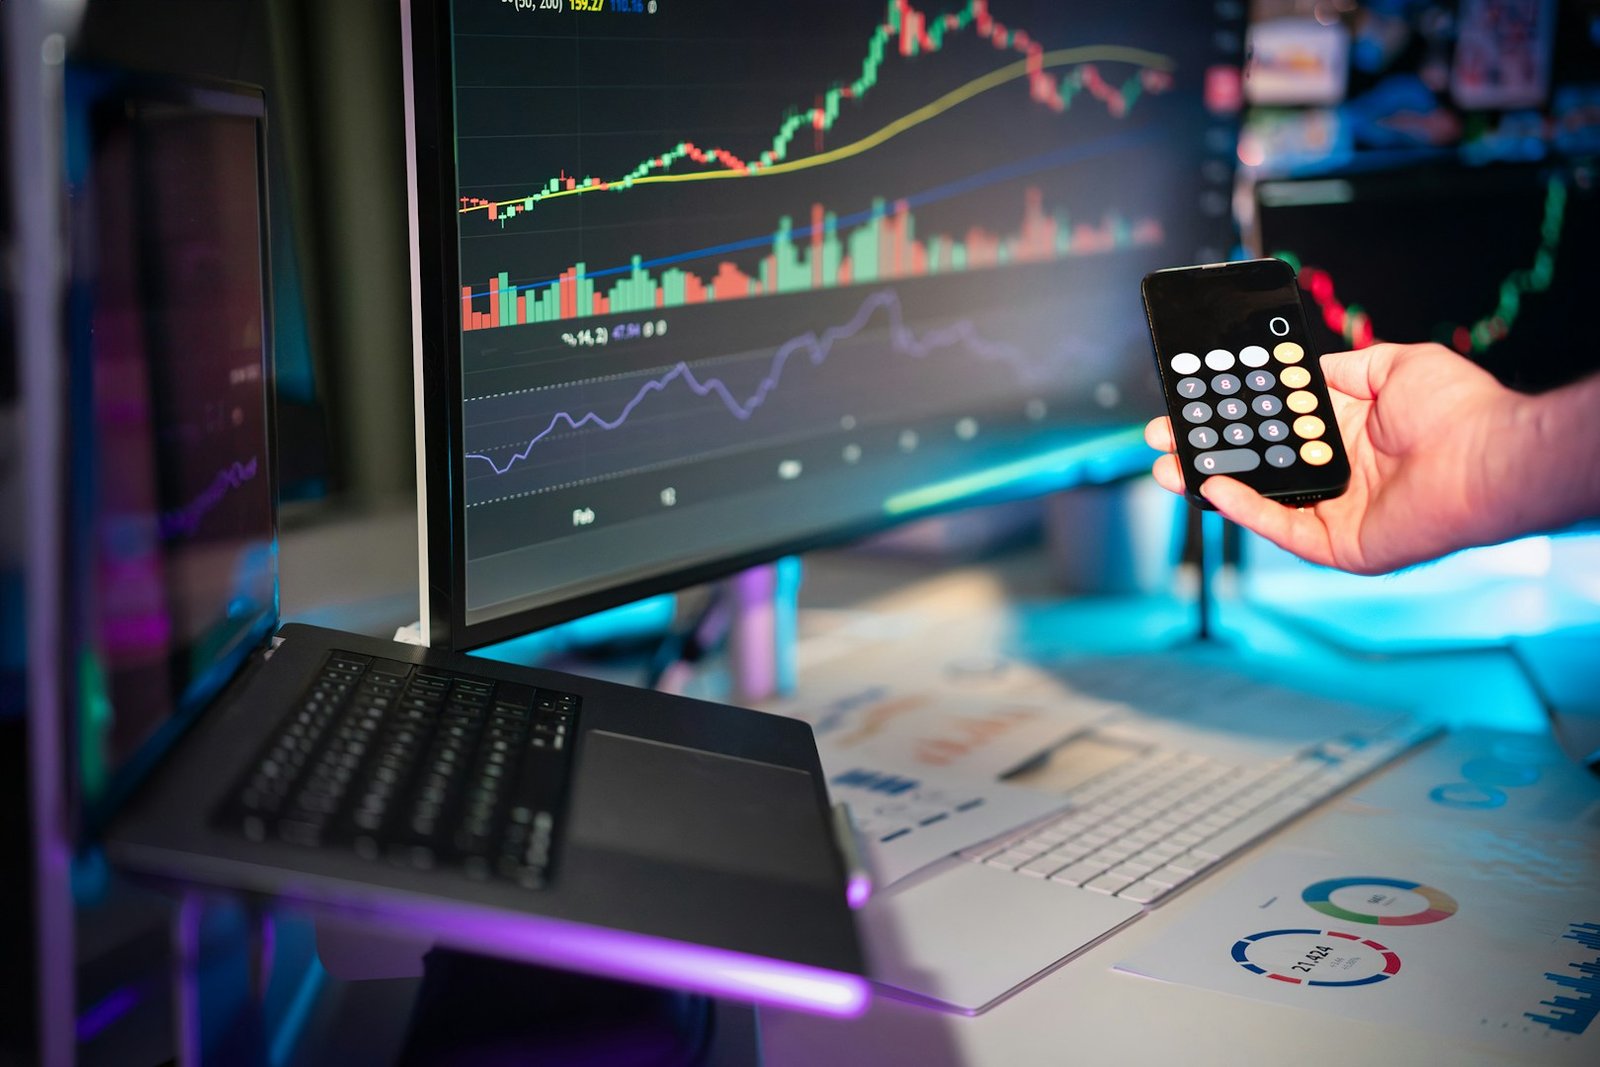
[63,71,278,828]
[408,0,1245,649]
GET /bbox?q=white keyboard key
[1190,800,1306,860]
[984,849,1037,870]
[1109,860,1155,880]
[1138,841,1185,863]
[1118,879,1168,904]
[1050,842,1094,865]
[1095,839,1140,860]
[1050,860,1109,886]
[1123,829,1164,849]
[1084,872,1137,895]
[1141,865,1191,889]
[1017,855,1069,878]
[1162,851,1216,877]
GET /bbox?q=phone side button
[1193,448,1262,475]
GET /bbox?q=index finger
[1143,415,1175,453]
[1198,476,1337,569]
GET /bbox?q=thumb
[1318,348,1377,401]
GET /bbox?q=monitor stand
[726,557,803,705]
[397,948,757,1067]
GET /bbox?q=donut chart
[1231,928,1402,987]
[1303,877,1459,926]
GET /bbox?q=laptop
[63,69,865,1016]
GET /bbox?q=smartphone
[1141,258,1350,510]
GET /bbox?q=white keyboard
[962,722,1430,906]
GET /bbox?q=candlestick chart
[443,0,1243,614]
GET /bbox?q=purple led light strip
[465,287,1030,476]
[159,456,259,538]
[309,892,870,1018]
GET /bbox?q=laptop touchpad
[568,730,836,887]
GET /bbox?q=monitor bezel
[405,0,1200,653]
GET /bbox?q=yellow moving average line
[460,45,1174,216]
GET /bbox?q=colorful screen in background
[444,0,1246,629]
[65,75,277,817]
[1240,0,1600,174]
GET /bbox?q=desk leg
[173,891,201,1066]
[171,890,271,1066]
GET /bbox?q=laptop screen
[64,71,278,828]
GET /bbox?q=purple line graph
[465,288,1034,477]
[160,457,259,538]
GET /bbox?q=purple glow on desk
[319,894,870,1017]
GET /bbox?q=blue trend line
[466,288,1027,477]
[478,127,1157,298]
[160,457,259,538]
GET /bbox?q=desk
[261,508,1600,1064]
[758,546,1600,1067]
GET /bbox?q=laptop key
[218,654,580,889]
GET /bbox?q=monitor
[405,0,1247,651]
[60,69,279,834]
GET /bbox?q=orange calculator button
[1300,440,1333,466]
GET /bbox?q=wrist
[1493,375,1600,540]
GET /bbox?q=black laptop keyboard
[217,652,578,889]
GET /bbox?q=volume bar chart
[1524,921,1600,1036]
[463,187,1162,330]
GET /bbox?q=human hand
[1144,342,1532,575]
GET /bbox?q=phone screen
[1142,259,1350,507]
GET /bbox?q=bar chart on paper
[1519,921,1600,1037]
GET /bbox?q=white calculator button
[1204,349,1235,371]
[1239,345,1269,367]
[1171,352,1201,375]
